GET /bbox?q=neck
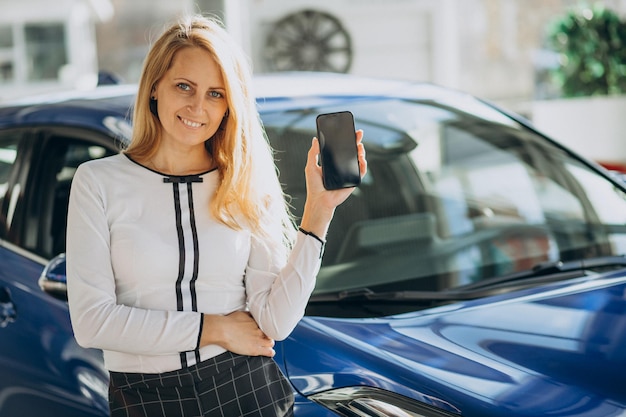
[147,149,213,176]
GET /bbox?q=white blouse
[66,153,322,373]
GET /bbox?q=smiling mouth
[179,116,204,128]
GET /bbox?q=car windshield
[261,96,626,307]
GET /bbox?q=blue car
[1,72,626,416]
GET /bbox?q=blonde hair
[125,14,296,248]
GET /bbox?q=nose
[187,94,204,114]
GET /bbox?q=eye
[209,90,224,99]
[177,83,191,91]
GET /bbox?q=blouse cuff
[196,313,204,350]
[298,227,325,258]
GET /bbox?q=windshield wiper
[457,254,626,292]
[309,255,626,304]
[309,287,475,303]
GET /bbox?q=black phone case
[316,111,361,190]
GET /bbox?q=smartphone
[316,111,361,190]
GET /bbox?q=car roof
[0,72,466,134]
[0,84,137,136]
[254,72,419,98]
[253,72,460,111]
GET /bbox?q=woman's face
[152,46,229,151]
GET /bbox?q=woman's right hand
[300,130,367,240]
[200,311,275,357]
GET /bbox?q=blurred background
[1,0,626,169]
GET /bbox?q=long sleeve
[66,162,202,357]
[245,222,323,341]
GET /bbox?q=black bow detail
[163,175,204,184]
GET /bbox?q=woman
[66,14,366,417]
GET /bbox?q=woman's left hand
[300,129,367,239]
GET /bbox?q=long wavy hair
[125,14,296,249]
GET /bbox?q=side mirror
[38,253,67,301]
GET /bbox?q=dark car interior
[0,128,117,260]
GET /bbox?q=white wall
[0,0,112,101]
[532,96,626,168]
[240,0,460,88]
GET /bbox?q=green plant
[546,3,626,97]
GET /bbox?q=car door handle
[0,287,17,328]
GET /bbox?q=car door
[0,126,117,416]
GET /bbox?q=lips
[178,116,204,128]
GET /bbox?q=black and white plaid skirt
[108,351,294,417]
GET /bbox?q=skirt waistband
[109,350,242,389]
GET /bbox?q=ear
[149,97,159,119]
[150,84,157,100]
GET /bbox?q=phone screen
[316,111,361,190]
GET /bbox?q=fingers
[312,135,320,153]
[353,129,367,177]
[257,335,276,357]
[219,311,276,357]
[308,129,364,169]
[307,137,321,169]
[247,332,275,357]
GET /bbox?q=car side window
[0,136,19,189]
[49,142,112,257]
[22,134,117,259]
[0,131,22,239]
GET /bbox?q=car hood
[282,273,626,416]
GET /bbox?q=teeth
[181,117,202,128]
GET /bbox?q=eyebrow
[174,77,225,91]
